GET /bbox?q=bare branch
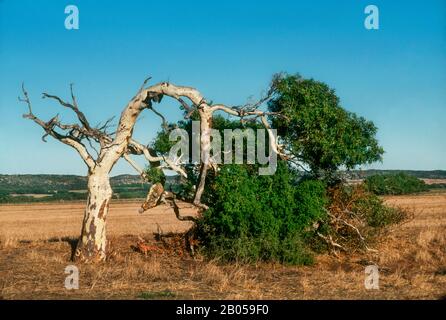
[86,137,100,157]
[147,105,169,132]
[317,232,344,257]
[177,97,192,112]
[325,209,378,252]
[209,104,287,159]
[40,85,116,149]
[70,83,79,109]
[128,138,187,178]
[288,157,310,173]
[19,84,96,169]
[162,192,197,222]
[122,153,147,179]
[138,76,152,94]
[177,97,198,119]
[96,116,116,134]
[42,86,91,131]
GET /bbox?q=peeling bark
[139,183,164,213]
[75,170,112,262]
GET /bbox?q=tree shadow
[47,236,79,261]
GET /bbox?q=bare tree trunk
[193,108,212,207]
[75,168,112,262]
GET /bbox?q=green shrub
[114,191,147,199]
[0,192,11,203]
[294,179,327,229]
[138,290,176,299]
[318,184,407,251]
[365,173,426,195]
[51,191,87,201]
[196,162,324,265]
[145,167,166,185]
[353,192,406,228]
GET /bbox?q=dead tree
[19,78,284,262]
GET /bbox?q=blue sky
[0,0,445,175]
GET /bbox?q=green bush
[318,184,407,251]
[145,167,166,185]
[196,162,325,265]
[0,192,11,203]
[365,173,426,195]
[114,191,147,199]
[353,192,406,228]
[51,191,87,201]
[294,179,327,229]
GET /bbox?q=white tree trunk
[75,169,112,262]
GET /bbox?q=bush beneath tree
[193,162,407,264]
[196,162,317,265]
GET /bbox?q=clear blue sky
[0,0,445,175]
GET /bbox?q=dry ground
[0,192,445,300]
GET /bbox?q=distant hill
[0,174,182,203]
[0,174,150,194]
[1,170,444,203]
[1,170,445,194]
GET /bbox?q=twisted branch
[19,84,95,169]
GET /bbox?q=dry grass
[0,194,445,300]
[0,200,196,241]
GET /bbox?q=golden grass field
[0,192,445,300]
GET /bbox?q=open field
[421,179,446,185]
[0,200,196,242]
[0,193,445,300]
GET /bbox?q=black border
[1,300,444,318]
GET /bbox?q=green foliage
[294,179,327,229]
[113,191,147,199]
[0,191,11,203]
[138,290,176,299]
[353,192,406,228]
[365,173,426,195]
[51,191,87,201]
[268,73,384,177]
[145,166,166,185]
[152,124,178,155]
[196,162,324,265]
[428,183,446,190]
